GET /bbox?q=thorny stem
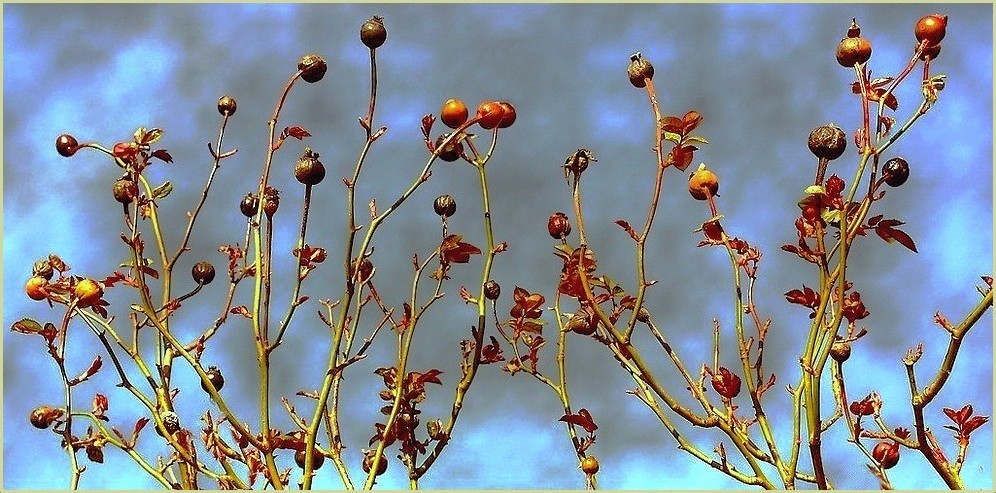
[270,183,313,351]
[414,130,500,481]
[303,118,480,490]
[247,69,304,490]
[624,76,668,341]
[717,231,787,486]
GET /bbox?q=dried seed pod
[202,366,225,392]
[362,450,388,476]
[360,16,387,49]
[295,148,326,186]
[808,124,847,161]
[484,280,501,300]
[830,341,852,363]
[112,178,139,204]
[547,212,572,240]
[882,157,910,187]
[297,54,328,83]
[434,194,457,218]
[32,258,54,281]
[295,448,325,469]
[192,261,216,285]
[627,52,654,88]
[240,193,259,217]
[217,95,237,116]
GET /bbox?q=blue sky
[3,4,992,490]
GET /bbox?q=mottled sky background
[3,3,992,490]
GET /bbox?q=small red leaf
[151,149,173,163]
[559,408,598,434]
[284,126,311,140]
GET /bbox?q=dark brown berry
[836,36,872,67]
[297,54,328,83]
[882,157,909,187]
[217,95,237,116]
[627,52,654,88]
[192,261,216,285]
[295,449,325,470]
[295,148,326,186]
[362,450,388,476]
[360,16,387,49]
[30,406,62,429]
[435,134,463,162]
[567,310,596,336]
[915,14,947,46]
[547,212,571,240]
[32,258,54,281]
[159,411,180,436]
[112,178,139,204]
[240,193,259,217]
[484,280,501,300]
[262,188,280,218]
[434,194,457,218]
[56,134,79,157]
[202,366,225,392]
[808,124,847,161]
[830,341,851,363]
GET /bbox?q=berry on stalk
[915,14,947,46]
[360,16,387,49]
[240,193,259,217]
[217,95,237,116]
[297,54,328,83]
[688,164,719,201]
[74,279,103,308]
[434,194,457,218]
[484,280,501,300]
[547,212,571,240]
[56,134,79,157]
[112,178,139,204]
[295,448,325,469]
[836,35,872,67]
[476,101,505,130]
[808,124,847,161]
[581,456,600,475]
[434,133,463,162]
[295,148,326,186]
[441,99,469,129]
[202,366,225,392]
[25,276,48,301]
[192,261,216,285]
[882,157,909,187]
[627,52,654,88]
[362,450,388,476]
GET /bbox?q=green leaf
[151,181,173,200]
[10,318,42,334]
[804,185,826,195]
[682,135,709,146]
[663,131,682,144]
